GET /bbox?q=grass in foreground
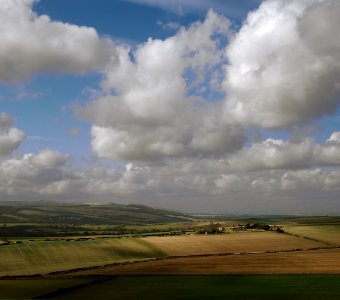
[15,276,340,300]
[0,279,91,299]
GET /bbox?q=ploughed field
[72,248,340,276]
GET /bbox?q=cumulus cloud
[78,10,245,160]
[0,112,26,156]
[31,149,69,169]
[224,0,340,128]
[76,1,340,163]
[0,149,69,196]
[226,133,340,171]
[0,0,113,82]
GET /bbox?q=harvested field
[141,231,323,256]
[66,248,340,276]
[284,225,340,246]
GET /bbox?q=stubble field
[141,231,323,256]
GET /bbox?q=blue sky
[0,0,340,213]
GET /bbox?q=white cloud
[31,149,69,169]
[0,149,69,196]
[78,11,245,161]
[1,151,339,213]
[327,132,340,143]
[224,0,340,128]
[0,112,26,156]
[0,0,114,82]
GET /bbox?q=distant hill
[0,201,193,225]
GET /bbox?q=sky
[0,0,340,214]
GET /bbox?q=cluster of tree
[244,223,284,233]
[245,223,271,230]
[198,223,225,234]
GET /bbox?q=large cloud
[224,0,340,129]
[78,11,245,160]
[0,0,113,82]
[226,132,340,171]
[0,112,26,156]
[77,1,340,162]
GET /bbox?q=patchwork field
[0,238,165,276]
[0,231,329,277]
[141,231,323,256]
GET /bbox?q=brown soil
[65,248,340,276]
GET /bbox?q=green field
[284,225,340,246]
[0,238,165,276]
[3,276,340,300]
[0,279,91,299]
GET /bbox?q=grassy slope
[0,238,165,276]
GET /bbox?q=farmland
[284,225,340,246]
[2,202,340,299]
[71,248,340,276]
[141,231,322,256]
[0,231,325,277]
[3,276,340,299]
[0,237,165,276]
